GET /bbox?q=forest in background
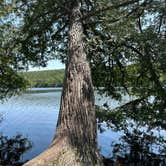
[21,67,165,88]
[21,69,64,88]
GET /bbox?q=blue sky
[29,60,65,71]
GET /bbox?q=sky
[29,60,65,71]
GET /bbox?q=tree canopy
[2,0,165,118]
[1,1,165,95]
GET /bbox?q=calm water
[0,88,126,161]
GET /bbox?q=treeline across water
[21,67,166,88]
[22,69,64,88]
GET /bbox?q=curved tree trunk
[24,2,103,166]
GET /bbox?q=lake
[0,88,124,162]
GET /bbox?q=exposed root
[23,137,103,166]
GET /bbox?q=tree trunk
[24,3,103,166]
[53,3,102,165]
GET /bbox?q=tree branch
[83,0,139,20]
[138,17,143,33]
[123,44,166,101]
[158,15,163,34]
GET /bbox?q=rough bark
[53,3,102,165]
[24,3,103,166]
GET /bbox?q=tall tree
[1,0,165,165]
[54,2,100,164]
[21,1,104,165]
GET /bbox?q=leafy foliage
[2,0,165,104]
[0,1,27,100]
[0,134,32,166]
[111,128,166,166]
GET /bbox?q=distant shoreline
[25,87,63,94]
